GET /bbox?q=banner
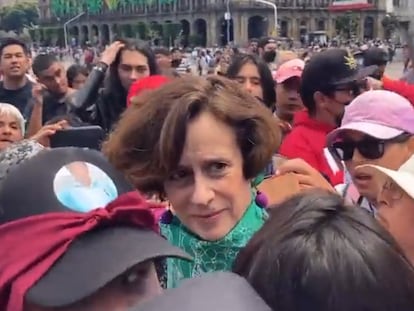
[51,0,176,16]
[328,0,374,11]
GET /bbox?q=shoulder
[280,129,313,152]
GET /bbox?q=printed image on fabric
[53,161,118,212]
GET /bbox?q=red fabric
[84,50,94,64]
[382,76,414,106]
[279,110,344,185]
[127,75,170,107]
[0,191,162,311]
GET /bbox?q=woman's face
[234,62,264,102]
[71,73,88,90]
[343,131,414,201]
[164,112,252,241]
[0,113,23,151]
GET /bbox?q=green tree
[136,22,148,40]
[0,2,39,34]
[335,12,359,39]
[188,34,203,47]
[120,24,133,38]
[163,23,181,47]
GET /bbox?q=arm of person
[381,76,414,105]
[26,83,44,138]
[276,158,335,193]
[72,42,125,121]
[71,64,106,112]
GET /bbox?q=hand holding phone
[50,126,105,150]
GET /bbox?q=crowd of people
[2,33,414,311]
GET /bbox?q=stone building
[38,0,389,46]
[392,0,414,30]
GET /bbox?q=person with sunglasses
[327,90,414,211]
[279,49,376,186]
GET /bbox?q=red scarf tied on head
[0,191,162,311]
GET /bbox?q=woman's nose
[191,176,214,206]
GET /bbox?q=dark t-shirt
[24,91,77,125]
[0,81,33,118]
[41,92,77,124]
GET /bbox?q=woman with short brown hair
[104,75,281,288]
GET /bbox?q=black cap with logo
[300,48,377,105]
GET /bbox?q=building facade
[392,0,414,29]
[38,0,389,46]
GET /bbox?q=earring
[255,190,268,209]
[160,209,174,224]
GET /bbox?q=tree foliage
[335,13,359,39]
[0,2,39,34]
[163,23,181,46]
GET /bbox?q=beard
[262,50,276,63]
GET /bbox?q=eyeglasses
[381,180,404,202]
[330,133,411,161]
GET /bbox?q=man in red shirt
[279,49,376,185]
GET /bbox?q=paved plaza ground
[385,61,404,79]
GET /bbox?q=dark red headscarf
[0,191,162,311]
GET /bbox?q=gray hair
[0,139,44,183]
[0,103,25,136]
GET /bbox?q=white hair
[0,103,25,136]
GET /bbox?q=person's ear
[313,91,328,110]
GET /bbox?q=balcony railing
[40,0,334,23]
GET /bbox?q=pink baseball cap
[327,90,414,144]
[274,59,305,83]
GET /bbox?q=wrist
[95,61,109,72]
[31,97,43,105]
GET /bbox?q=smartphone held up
[50,126,105,150]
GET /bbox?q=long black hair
[226,54,276,111]
[105,38,158,100]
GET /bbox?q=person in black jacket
[73,39,158,133]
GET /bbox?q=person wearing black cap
[279,48,376,185]
[0,148,190,311]
[363,47,389,80]
[134,272,271,311]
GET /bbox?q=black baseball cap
[0,147,134,223]
[0,147,191,307]
[363,47,389,67]
[301,48,377,95]
[134,272,272,311]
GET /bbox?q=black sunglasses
[330,133,411,161]
[331,80,367,96]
